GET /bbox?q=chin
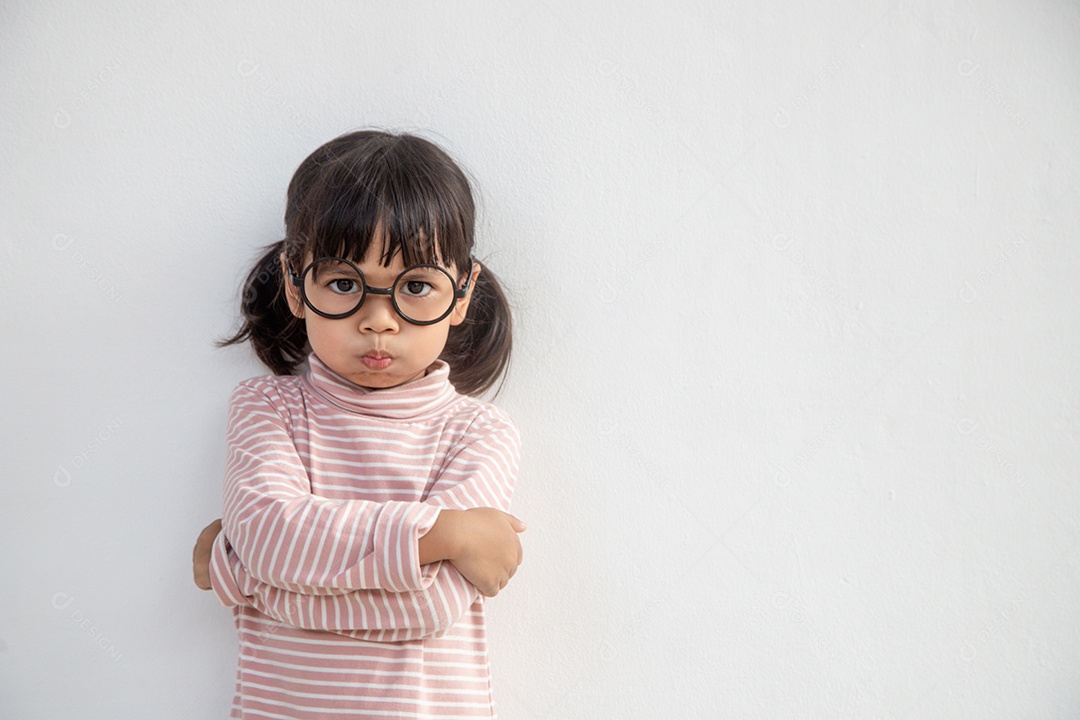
[356,373,412,390]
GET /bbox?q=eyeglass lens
[301,258,458,323]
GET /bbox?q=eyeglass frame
[286,255,475,325]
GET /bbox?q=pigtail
[442,261,513,399]
[215,240,309,375]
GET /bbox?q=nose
[356,292,400,334]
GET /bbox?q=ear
[448,261,482,326]
[280,252,305,319]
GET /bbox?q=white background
[2,0,1079,717]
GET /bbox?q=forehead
[303,242,452,276]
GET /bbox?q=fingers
[500,511,527,532]
[193,519,223,591]
[193,562,212,590]
[480,580,507,598]
[201,518,223,538]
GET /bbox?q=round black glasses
[287,256,474,325]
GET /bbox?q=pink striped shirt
[208,351,522,719]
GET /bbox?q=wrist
[418,508,463,564]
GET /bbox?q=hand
[192,518,223,590]
[445,508,526,597]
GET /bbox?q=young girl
[190,129,527,719]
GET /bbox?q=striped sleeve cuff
[375,502,443,592]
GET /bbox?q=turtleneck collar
[301,351,461,421]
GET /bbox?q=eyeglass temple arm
[457,258,475,297]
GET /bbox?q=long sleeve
[217,383,443,595]
[208,410,522,641]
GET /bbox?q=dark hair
[216,129,513,398]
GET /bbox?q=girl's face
[280,237,481,390]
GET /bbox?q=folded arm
[211,535,475,641]
[208,406,522,640]
[217,383,443,595]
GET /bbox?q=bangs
[295,137,471,272]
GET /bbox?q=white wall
[3,0,1078,717]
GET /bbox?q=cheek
[304,319,336,348]
[427,322,452,340]
[407,326,450,353]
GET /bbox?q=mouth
[361,351,392,370]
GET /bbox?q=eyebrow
[357,262,446,275]
[398,266,442,276]
[315,261,358,274]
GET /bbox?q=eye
[326,277,360,295]
[400,280,433,298]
